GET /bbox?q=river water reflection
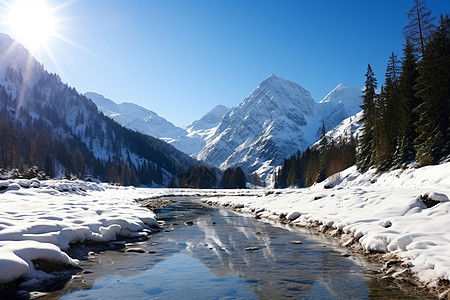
[43,197,419,299]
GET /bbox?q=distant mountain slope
[85,93,229,157]
[184,105,229,132]
[86,92,187,140]
[312,111,363,148]
[0,33,198,185]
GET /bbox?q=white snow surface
[0,179,158,284]
[196,162,450,286]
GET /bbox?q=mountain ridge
[87,73,363,184]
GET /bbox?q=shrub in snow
[421,192,449,208]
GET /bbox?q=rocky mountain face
[0,33,198,185]
[197,75,363,181]
[197,74,316,179]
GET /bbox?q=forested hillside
[0,33,198,185]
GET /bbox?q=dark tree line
[173,165,218,188]
[220,167,246,189]
[358,7,449,171]
[274,135,357,188]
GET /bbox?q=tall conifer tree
[414,15,450,165]
[395,40,421,165]
[378,53,401,169]
[357,64,378,172]
[403,0,436,58]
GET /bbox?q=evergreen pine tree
[414,15,450,165]
[287,158,297,187]
[357,64,378,172]
[317,121,328,182]
[403,0,436,58]
[395,40,421,165]
[378,53,401,169]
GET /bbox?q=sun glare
[7,0,56,51]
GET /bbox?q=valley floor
[0,162,449,297]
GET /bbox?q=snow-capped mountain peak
[185,104,229,132]
[243,74,315,116]
[319,83,362,108]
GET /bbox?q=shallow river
[38,197,421,299]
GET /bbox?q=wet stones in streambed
[244,247,261,251]
[108,241,126,247]
[184,221,194,226]
[125,248,146,253]
[288,240,303,245]
[148,250,157,254]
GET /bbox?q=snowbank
[201,163,450,286]
[0,179,158,284]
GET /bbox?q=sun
[6,0,56,51]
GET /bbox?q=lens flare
[7,0,56,51]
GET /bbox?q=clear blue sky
[1,0,448,126]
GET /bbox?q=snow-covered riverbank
[1,162,449,296]
[201,163,450,292]
[0,179,159,286]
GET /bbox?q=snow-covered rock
[184,105,229,133]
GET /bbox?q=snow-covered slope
[85,93,229,157]
[185,105,229,132]
[85,92,188,140]
[168,105,229,157]
[313,111,363,148]
[0,33,45,104]
[314,84,363,138]
[196,75,362,181]
[197,74,315,179]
